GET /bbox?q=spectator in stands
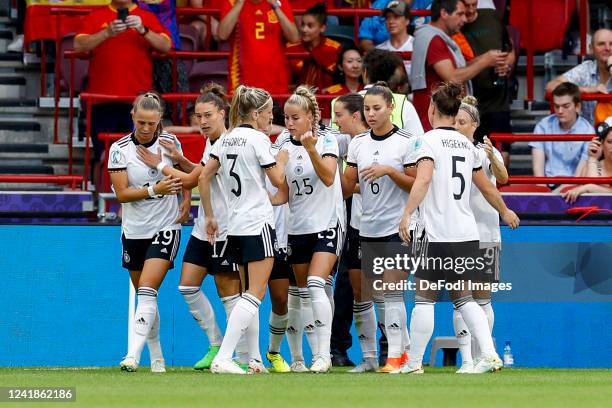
[562,117,612,203]
[359,0,431,52]
[453,0,515,166]
[546,28,612,124]
[376,1,414,78]
[6,0,24,52]
[287,3,342,90]
[74,0,172,189]
[322,44,364,96]
[218,0,299,95]
[530,83,592,183]
[410,0,507,131]
[138,0,189,113]
[190,0,221,48]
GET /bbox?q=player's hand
[125,15,145,33]
[107,19,127,37]
[561,185,589,204]
[501,209,520,229]
[587,138,602,159]
[300,131,317,152]
[154,175,182,196]
[205,217,219,244]
[360,164,389,182]
[483,136,495,160]
[137,146,162,169]
[175,195,191,223]
[160,138,184,163]
[399,212,412,243]
[275,149,289,167]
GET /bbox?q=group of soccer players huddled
[107,79,519,375]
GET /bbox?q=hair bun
[372,81,390,88]
[461,95,478,107]
[201,82,228,102]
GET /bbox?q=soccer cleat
[210,358,247,374]
[194,345,220,370]
[456,362,474,374]
[473,355,503,373]
[377,357,402,373]
[247,359,269,374]
[399,362,424,374]
[266,352,291,373]
[348,357,379,373]
[119,356,139,372]
[151,359,166,373]
[290,360,310,373]
[310,356,332,373]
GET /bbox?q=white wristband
[147,185,156,198]
[156,162,167,173]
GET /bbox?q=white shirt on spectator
[376,36,414,76]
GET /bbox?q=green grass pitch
[2,367,612,408]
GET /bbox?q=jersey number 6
[227,154,241,197]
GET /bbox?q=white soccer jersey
[192,135,230,242]
[209,125,276,236]
[269,141,289,249]
[470,144,502,244]
[407,127,482,242]
[276,126,346,235]
[347,126,414,238]
[108,131,181,239]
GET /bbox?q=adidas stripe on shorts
[121,229,181,271]
[287,223,344,265]
[182,235,237,274]
[226,223,279,265]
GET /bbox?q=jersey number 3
[227,154,241,197]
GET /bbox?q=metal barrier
[0,174,83,189]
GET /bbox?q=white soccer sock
[353,301,378,359]
[407,300,435,366]
[453,308,473,365]
[298,287,318,357]
[246,307,262,362]
[179,286,223,346]
[216,294,260,361]
[384,292,405,359]
[286,286,304,362]
[307,276,332,359]
[128,287,158,362]
[325,275,335,315]
[268,311,288,354]
[147,310,163,362]
[477,298,495,333]
[456,297,496,358]
[373,295,386,336]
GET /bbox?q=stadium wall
[0,225,610,368]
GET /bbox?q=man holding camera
[74,0,171,190]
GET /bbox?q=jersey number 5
[255,22,265,39]
[227,154,241,197]
[451,155,466,200]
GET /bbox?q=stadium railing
[0,174,83,190]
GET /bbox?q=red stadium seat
[499,184,552,193]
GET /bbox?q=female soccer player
[454,96,509,373]
[399,82,519,374]
[199,85,288,374]
[343,83,416,373]
[109,93,183,372]
[136,84,251,370]
[270,86,345,373]
[333,93,380,373]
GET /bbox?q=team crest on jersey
[273,240,279,251]
[414,137,423,151]
[110,150,125,166]
[148,168,159,178]
[294,165,303,176]
[267,10,278,23]
[286,244,292,256]
[123,251,130,263]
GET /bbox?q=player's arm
[483,137,508,184]
[198,158,221,242]
[110,170,182,203]
[176,188,192,224]
[342,164,358,199]
[160,138,196,173]
[473,169,519,228]
[302,133,337,187]
[270,180,289,205]
[136,145,201,189]
[265,149,288,188]
[399,159,433,241]
[217,0,246,41]
[269,0,299,43]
